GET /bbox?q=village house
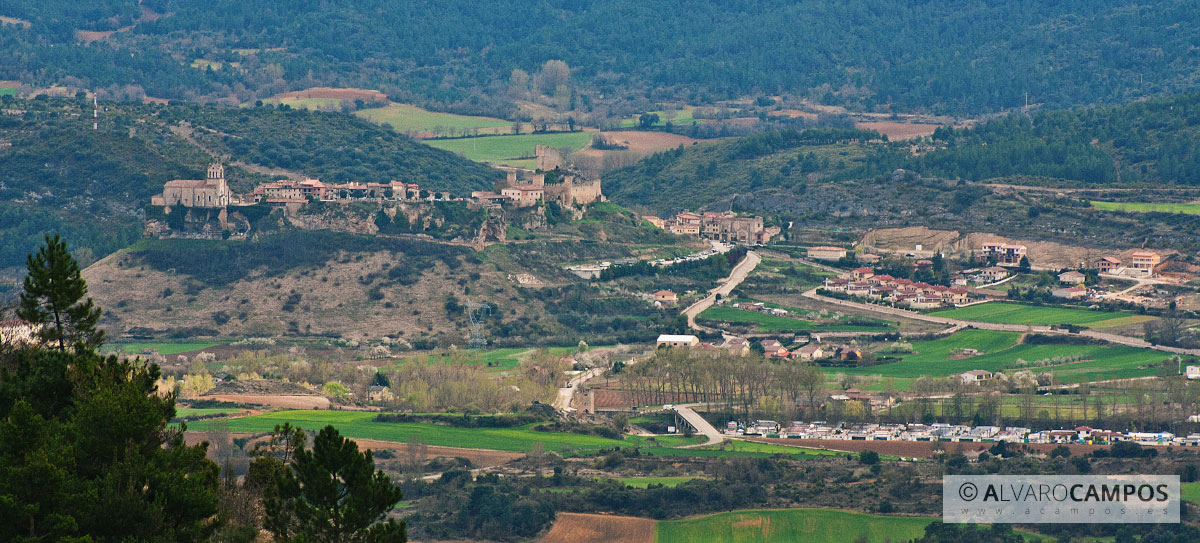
[642,216,665,228]
[657,334,699,348]
[958,369,992,385]
[1058,270,1086,285]
[500,185,544,207]
[759,339,789,358]
[807,246,848,260]
[652,290,678,307]
[1052,286,1087,300]
[980,242,1027,266]
[1130,251,1161,276]
[1097,256,1122,274]
[656,211,777,244]
[826,268,968,308]
[794,343,825,361]
[722,337,750,356]
[978,266,1009,283]
[366,385,394,403]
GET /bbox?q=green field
[378,345,588,372]
[356,103,512,133]
[424,132,594,165]
[0,86,17,97]
[187,410,632,452]
[618,108,703,128]
[836,329,1170,385]
[699,305,894,333]
[655,508,933,543]
[931,303,1142,327]
[108,342,223,355]
[1091,200,1200,216]
[175,407,242,418]
[1183,482,1200,504]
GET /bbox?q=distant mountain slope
[2,1,1198,114]
[0,97,499,275]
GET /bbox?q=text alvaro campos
[944,475,1179,523]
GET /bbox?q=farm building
[958,369,992,385]
[808,246,848,260]
[657,334,699,348]
[1058,271,1086,285]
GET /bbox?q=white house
[1187,366,1200,380]
[657,334,699,348]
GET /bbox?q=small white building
[657,334,699,348]
[1187,366,1200,380]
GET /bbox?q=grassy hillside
[0,97,499,275]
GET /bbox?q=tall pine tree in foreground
[18,233,104,351]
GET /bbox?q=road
[682,250,761,331]
[552,367,604,412]
[670,403,725,448]
[802,288,1200,357]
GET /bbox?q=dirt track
[540,513,655,543]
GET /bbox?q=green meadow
[699,302,894,332]
[608,476,700,488]
[655,508,933,543]
[186,410,626,452]
[108,342,224,355]
[931,302,1144,328]
[835,329,1170,386]
[356,103,511,133]
[1091,200,1200,216]
[424,132,594,165]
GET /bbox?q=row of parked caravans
[727,421,1196,446]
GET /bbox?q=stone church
[158,163,230,209]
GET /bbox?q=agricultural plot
[931,302,1142,327]
[836,329,1171,385]
[355,103,511,135]
[188,410,628,452]
[108,342,224,355]
[655,508,933,543]
[378,345,587,372]
[424,131,594,165]
[174,407,242,418]
[607,476,700,488]
[1183,482,1200,504]
[0,86,18,97]
[1091,200,1200,216]
[699,303,894,332]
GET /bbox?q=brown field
[541,513,655,543]
[769,109,819,121]
[581,130,700,155]
[749,437,1165,458]
[200,394,331,409]
[0,16,31,28]
[856,121,940,141]
[273,87,388,103]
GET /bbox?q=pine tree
[265,425,406,543]
[18,234,104,351]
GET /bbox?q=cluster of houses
[645,211,779,245]
[470,167,604,209]
[823,267,971,309]
[731,421,1191,446]
[655,333,863,364]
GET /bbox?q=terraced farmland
[424,132,594,166]
[356,103,511,134]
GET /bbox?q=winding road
[682,250,761,331]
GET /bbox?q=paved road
[670,403,725,448]
[682,250,761,331]
[802,288,1200,356]
[553,367,604,412]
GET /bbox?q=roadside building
[958,369,992,385]
[981,243,1027,266]
[1130,251,1161,276]
[808,246,848,260]
[1097,256,1122,274]
[657,334,699,348]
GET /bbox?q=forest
[2,1,1199,115]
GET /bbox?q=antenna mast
[465,300,492,351]
[92,96,98,130]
